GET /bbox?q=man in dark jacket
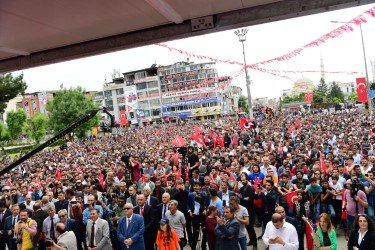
[0,200,12,250]
[257,180,278,239]
[54,191,69,213]
[214,206,240,250]
[134,194,155,250]
[31,202,48,249]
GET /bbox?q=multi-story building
[97,62,238,124]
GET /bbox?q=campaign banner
[124,86,138,112]
[162,110,192,118]
[162,87,215,98]
[191,106,222,116]
[162,97,219,108]
[37,92,48,114]
[136,109,145,118]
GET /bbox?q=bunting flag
[284,191,298,209]
[305,220,314,250]
[304,92,314,103]
[119,110,128,126]
[99,172,106,190]
[240,118,254,130]
[356,77,368,102]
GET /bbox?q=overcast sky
[13,3,375,99]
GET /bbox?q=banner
[124,85,138,112]
[136,109,145,118]
[304,92,313,103]
[356,77,368,102]
[119,110,128,126]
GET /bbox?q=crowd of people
[1,107,375,250]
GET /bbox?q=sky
[13,3,375,100]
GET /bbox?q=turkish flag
[191,133,205,146]
[288,124,296,133]
[119,110,128,126]
[305,220,314,250]
[304,92,313,103]
[240,118,254,130]
[356,77,368,102]
[194,126,203,135]
[295,119,302,129]
[216,136,224,148]
[284,191,298,209]
[172,136,187,147]
[320,156,328,174]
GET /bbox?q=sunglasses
[123,207,132,210]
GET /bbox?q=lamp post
[234,28,253,118]
[331,21,373,114]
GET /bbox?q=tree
[281,93,304,104]
[26,113,47,144]
[6,109,27,140]
[238,95,249,113]
[328,81,345,103]
[46,87,99,139]
[347,93,358,102]
[0,73,27,113]
[316,78,328,97]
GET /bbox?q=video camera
[121,152,131,167]
[350,179,362,198]
[194,191,209,210]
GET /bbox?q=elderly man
[58,209,82,250]
[263,213,299,250]
[117,203,145,250]
[23,194,35,211]
[42,206,59,242]
[49,222,77,250]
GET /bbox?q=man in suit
[134,194,155,250]
[86,208,112,250]
[3,204,19,250]
[0,200,12,250]
[50,222,77,250]
[214,206,240,250]
[218,181,235,207]
[126,186,138,207]
[55,191,69,213]
[58,209,83,250]
[189,170,204,191]
[117,203,145,250]
[156,192,170,222]
[142,186,159,210]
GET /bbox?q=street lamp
[234,28,253,118]
[331,21,373,114]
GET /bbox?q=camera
[121,152,131,167]
[351,179,362,198]
[194,191,209,210]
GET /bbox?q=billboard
[162,97,219,108]
[124,86,138,112]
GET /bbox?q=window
[137,92,147,99]
[115,88,124,95]
[135,71,146,79]
[149,99,160,106]
[136,83,147,90]
[152,109,160,116]
[104,90,112,98]
[138,101,149,109]
[144,110,150,117]
[147,81,159,88]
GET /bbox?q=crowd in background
[1,107,375,250]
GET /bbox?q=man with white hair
[142,186,159,209]
[24,194,35,211]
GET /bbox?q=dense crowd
[1,107,375,250]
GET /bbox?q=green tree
[25,113,47,144]
[347,93,358,102]
[0,73,27,113]
[328,82,345,103]
[316,78,328,97]
[46,87,99,139]
[238,95,249,113]
[281,93,304,104]
[313,89,324,104]
[6,109,27,140]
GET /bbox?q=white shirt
[358,229,368,246]
[221,191,230,207]
[263,221,299,250]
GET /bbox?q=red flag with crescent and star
[284,191,298,209]
[119,110,128,126]
[356,77,368,102]
[240,118,254,130]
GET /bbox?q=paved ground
[186,225,348,250]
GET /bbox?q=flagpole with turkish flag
[305,220,314,250]
[284,191,298,210]
[356,77,368,102]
